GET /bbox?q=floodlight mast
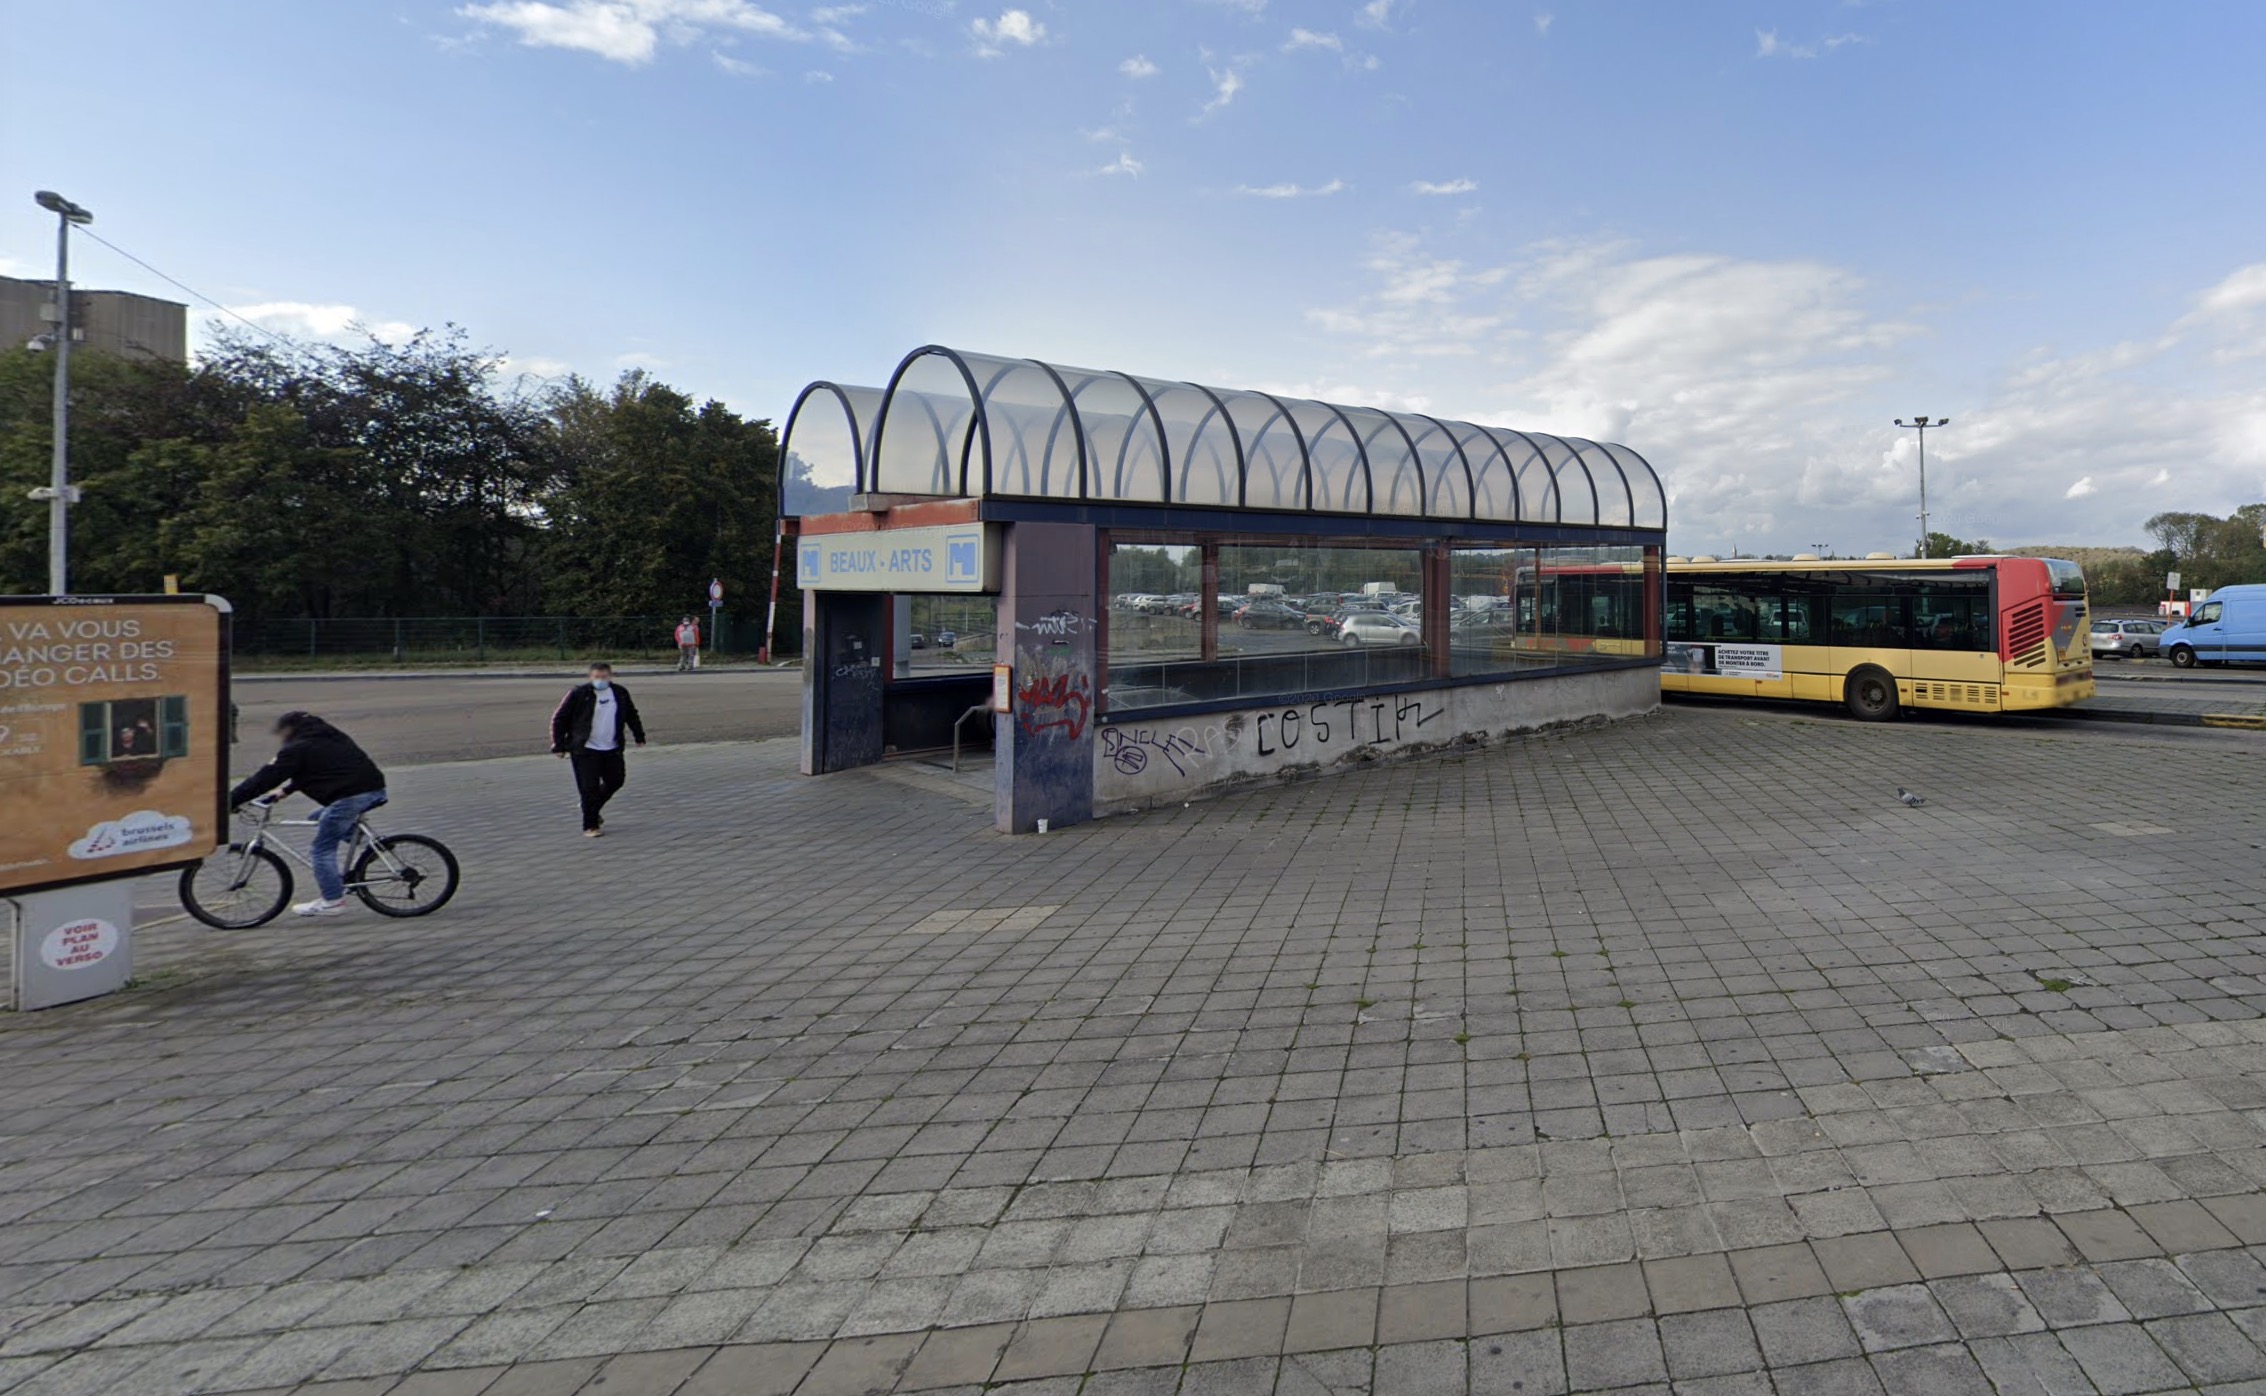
[31,190,94,595]
[1894,417,1950,558]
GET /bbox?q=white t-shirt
[587,688,621,752]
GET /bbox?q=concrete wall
[1092,665,1657,815]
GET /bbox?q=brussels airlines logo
[68,810,193,860]
[946,534,979,585]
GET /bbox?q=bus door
[1826,578,1912,700]
[1910,576,1998,708]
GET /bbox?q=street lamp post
[1808,542,1830,559]
[1894,416,1949,559]
[31,190,93,596]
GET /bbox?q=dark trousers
[570,748,627,829]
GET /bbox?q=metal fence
[231,613,788,666]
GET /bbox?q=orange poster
[0,596,230,895]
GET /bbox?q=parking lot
[4,701,2266,1394]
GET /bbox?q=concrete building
[780,344,1669,833]
[0,274,188,363]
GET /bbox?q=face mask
[592,679,611,691]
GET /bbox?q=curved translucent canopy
[779,345,1666,528]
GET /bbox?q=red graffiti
[1016,670,1092,741]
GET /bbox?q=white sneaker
[292,898,347,917]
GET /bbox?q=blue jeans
[312,790,387,901]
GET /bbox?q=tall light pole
[31,190,93,595]
[1809,542,1830,559]
[1894,416,1948,558]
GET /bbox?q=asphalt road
[229,669,806,770]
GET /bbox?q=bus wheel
[1845,666,1900,722]
[2169,645,2197,669]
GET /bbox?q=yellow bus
[1662,554,2094,720]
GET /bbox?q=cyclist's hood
[278,713,347,743]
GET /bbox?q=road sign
[708,578,723,602]
[2167,571,2182,591]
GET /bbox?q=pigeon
[1897,788,1926,807]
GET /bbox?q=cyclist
[229,712,389,918]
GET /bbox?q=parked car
[2160,585,2266,668]
[934,629,958,648]
[2088,618,2162,660]
[1235,600,1307,630]
[1339,612,1421,646]
[910,632,927,649]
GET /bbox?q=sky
[4,0,2264,555]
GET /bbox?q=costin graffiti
[1255,695,1441,756]
[1100,725,1210,777]
[1015,663,1092,741]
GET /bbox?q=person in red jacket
[549,663,647,836]
[674,616,701,672]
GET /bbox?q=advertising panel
[0,596,231,896]
[1663,641,1784,681]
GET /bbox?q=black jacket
[230,718,386,808]
[551,682,646,754]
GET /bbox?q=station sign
[0,595,231,896]
[797,523,1000,593]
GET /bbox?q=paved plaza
[5,706,2266,1394]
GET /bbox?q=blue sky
[5,0,2264,553]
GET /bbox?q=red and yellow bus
[1662,555,2094,720]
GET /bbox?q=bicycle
[179,796,461,929]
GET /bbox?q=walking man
[550,662,647,837]
[674,616,701,672]
[229,711,388,916]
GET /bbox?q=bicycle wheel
[350,834,460,918]
[179,844,294,929]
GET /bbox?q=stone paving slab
[0,708,2263,1393]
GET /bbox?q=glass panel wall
[1104,535,1428,713]
[1448,545,1654,678]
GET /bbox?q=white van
[2159,584,2266,667]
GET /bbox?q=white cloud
[1755,28,1869,59]
[713,51,765,74]
[499,354,575,378]
[809,3,862,21]
[1197,0,1267,11]
[1094,152,1144,177]
[1284,28,1342,51]
[615,349,673,370]
[1235,179,1346,198]
[1534,11,1552,36]
[971,8,1043,56]
[2065,477,2096,499]
[1200,66,1244,116]
[2193,262,2266,319]
[460,0,850,63]
[1411,178,1477,196]
[2150,468,2172,486]
[1359,0,1397,28]
[803,67,833,81]
[1119,53,1159,78]
[223,302,420,344]
[0,254,27,277]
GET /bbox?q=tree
[536,371,779,620]
[1915,532,1991,559]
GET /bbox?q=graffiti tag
[1254,695,1440,757]
[1016,609,1096,638]
[1016,669,1092,741]
[1101,725,1210,778]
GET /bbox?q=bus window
[1830,591,1908,647]
[1693,584,1766,641]
[1781,592,1818,642]
[1917,580,1991,651]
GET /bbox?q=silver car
[2089,618,2163,659]
[1339,612,1421,647]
